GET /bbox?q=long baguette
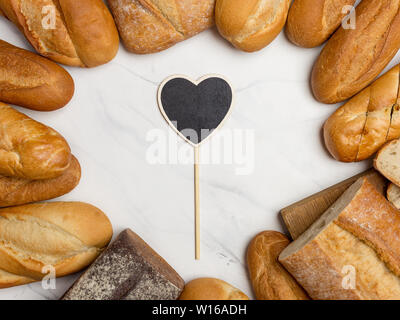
[286,0,356,48]
[312,0,400,104]
[0,0,119,67]
[0,40,74,111]
[324,64,400,162]
[0,103,71,179]
[0,202,112,288]
[107,0,215,54]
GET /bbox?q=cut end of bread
[375,139,400,186]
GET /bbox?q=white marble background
[1,14,397,300]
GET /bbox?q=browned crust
[286,0,356,48]
[0,155,80,207]
[247,231,309,300]
[215,0,291,52]
[179,278,249,300]
[0,0,119,67]
[312,0,400,104]
[0,202,113,286]
[0,40,74,111]
[107,0,214,54]
[323,64,400,162]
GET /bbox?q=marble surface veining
[0,17,392,300]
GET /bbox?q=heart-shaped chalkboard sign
[158,75,233,146]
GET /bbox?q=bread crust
[0,0,119,67]
[312,0,400,104]
[107,0,215,54]
[247,231,309,300]
[0,103,71,180]
[0,201,112,288]
[179,278,249,300]
[286,0,356,48]
[0,40,74,111]
[0,155,80,207]
[215,0,291,52]
[324,64,400,162]
[280,178,400,300]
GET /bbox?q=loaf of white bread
[279,177,400,300]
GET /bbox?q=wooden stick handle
[194,146,200,260]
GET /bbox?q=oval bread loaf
[107,0,215,54]
[286,0,356,48]
[179,278,249,300]
[0,155,80,208]
[247,231,309,300]
[312,0,400,104]
[0,103,71,179]
[215,0,291,52]
[0,40,74,111]
[324,64,400,162]
[0,0,119,67]
[0,201,113,288]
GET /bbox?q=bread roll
[0,155,80,207]
[0,40,74,111]
[179,278,249,300]
[279,178,400,300]
[312,0,400,104]
[387,183,400,209]
[324,64,400,162]
[374,139,400,186]
[0,0,119,67]
[247,231,309,300]
[107,0,215,54]
[0,201,112,288]
[215,0,291,52]
[286,0,356,48]
[0,103,71,180]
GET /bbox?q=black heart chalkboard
[158,75,233,146]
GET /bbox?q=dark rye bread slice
[61,229,184,300]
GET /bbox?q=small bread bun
[179,278,249,300]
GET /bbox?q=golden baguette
[0,40,74,111]
[324,64,400,162]
[215,0,291,52]
[0,155,80,208]
[107,0,215,54]
[286,0,356,48]
[0,202,112,288]
[0,0,119,67]
[312,0,400,104]
[0,103,71,180]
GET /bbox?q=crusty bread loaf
[312,0,400,104]
[387,183,400,209]
[279,178,400,300]
[374,139,400,186]
[179,278,249,300]
[215,0,291,52]
[247,231,309,300]
[0,40,74,111]
[0,201,112,288]
[324,64,400,162]
[107,0,215,54]
[0,155,80,208]
[0,0,119,67]
[0,103,71,180]
[286,0,356,48]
